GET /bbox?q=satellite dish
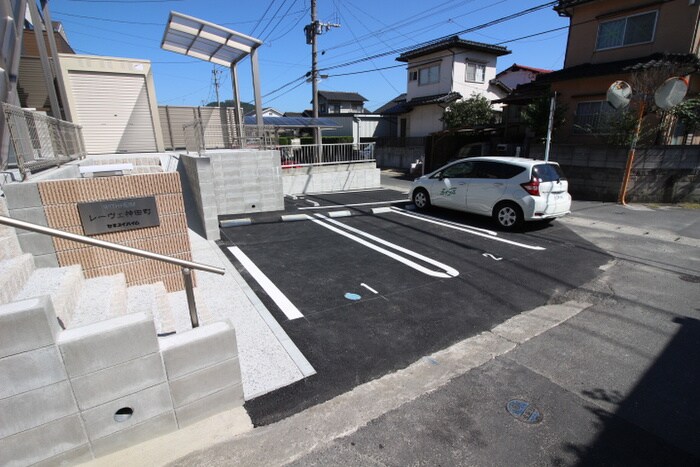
[606,81,632,109]
[655,76,689,110]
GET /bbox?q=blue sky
[50,0,570,112]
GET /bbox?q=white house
[385,36,511,137]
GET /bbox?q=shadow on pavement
[556,316,700,465]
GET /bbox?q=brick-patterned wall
[37,173,193,292]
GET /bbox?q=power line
[250,0,278,36]
[261,0,301,42]
[52,10,163,25]
[318,1,557,72]
[333,1,400,94]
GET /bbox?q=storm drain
[506,399,542,424]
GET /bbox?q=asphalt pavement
[93,174,700,466]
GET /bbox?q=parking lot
[219,189,610,426]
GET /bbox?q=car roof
[446,156,556,167]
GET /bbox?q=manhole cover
[679,274,700,284]
[506,399,542,424]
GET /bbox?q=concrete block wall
[282,162,381,195]
[179,154,220,241]
[159,320,244,427]
[532,144,700,203]
[0,297,91,467]
[208,150,284,215]
[0,299,244,465]
[179,150,285,240]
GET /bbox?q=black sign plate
[77,196,160,235]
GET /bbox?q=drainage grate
[506,399,542,424]
[679,274,700,284]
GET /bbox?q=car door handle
[493,183,504,186]
[458,182,467,186]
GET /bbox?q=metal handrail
[0,215,225,328]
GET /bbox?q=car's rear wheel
[412,189,431,210]
[493,202,523,231]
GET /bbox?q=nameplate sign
[78,196,160,235]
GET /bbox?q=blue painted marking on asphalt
[344,293,362,301]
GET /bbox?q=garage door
[69,72,157,154]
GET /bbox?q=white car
[409,156,571,230]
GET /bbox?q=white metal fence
[182,119,278,154]
[277,142,375,167]
[2,103,86,178]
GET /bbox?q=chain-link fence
[2,103,86,178]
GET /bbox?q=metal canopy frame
[161,11,264,137]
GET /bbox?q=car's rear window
[532,163,566,182]
[475,162,526,179]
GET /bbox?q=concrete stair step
[0,228,22,261]
[166,288,214,334]
[68,273,128,328]
[127,282,174,335]
[0,253,35,304]
[15,265,84,326]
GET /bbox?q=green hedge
[278,136,354,145]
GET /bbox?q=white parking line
[298,200,408,210]
[228,246,304,320]
[387,207,546,251]
[309,214,459,279]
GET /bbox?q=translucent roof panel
[161,11,263,66]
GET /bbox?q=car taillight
[521,177,540,196]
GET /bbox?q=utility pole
[212,67,222,106]
[305,0,339,148]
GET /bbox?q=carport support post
[230,63,245,148]
[250,48,264,144]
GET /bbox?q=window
[532,164,566,182]
[436,162,474,179]
[596,11,657,50]
[418,65,440,85]
[573,101,618,134]
[474,162,525,179]
[409,70,418,81]
[465,62,485,83]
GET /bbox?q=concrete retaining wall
[282,162,380,195]
[0,296,243,466]
[532,145,700,203]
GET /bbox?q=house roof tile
[381,92,462,115]
[396,36,510,62]
[317,91,367,102]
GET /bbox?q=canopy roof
[243,116,341,128]
[161,11,263,67]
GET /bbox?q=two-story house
[534,0,700,144]
[380,36,510,138]
[318,91,367,114]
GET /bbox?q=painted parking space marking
[228,246,304,321]
[307,214,459,279]
[298,200,409,210]
[482,253,504,261]
[361,283,379,294]
[386,207,546,251]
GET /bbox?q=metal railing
[0,215,225,329]
[2,103,86,178]
[182,119,278,154]
[276,142,375,167]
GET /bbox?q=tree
[442,93,494,129]
[205,100,255,114]
[521,94,567,141]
